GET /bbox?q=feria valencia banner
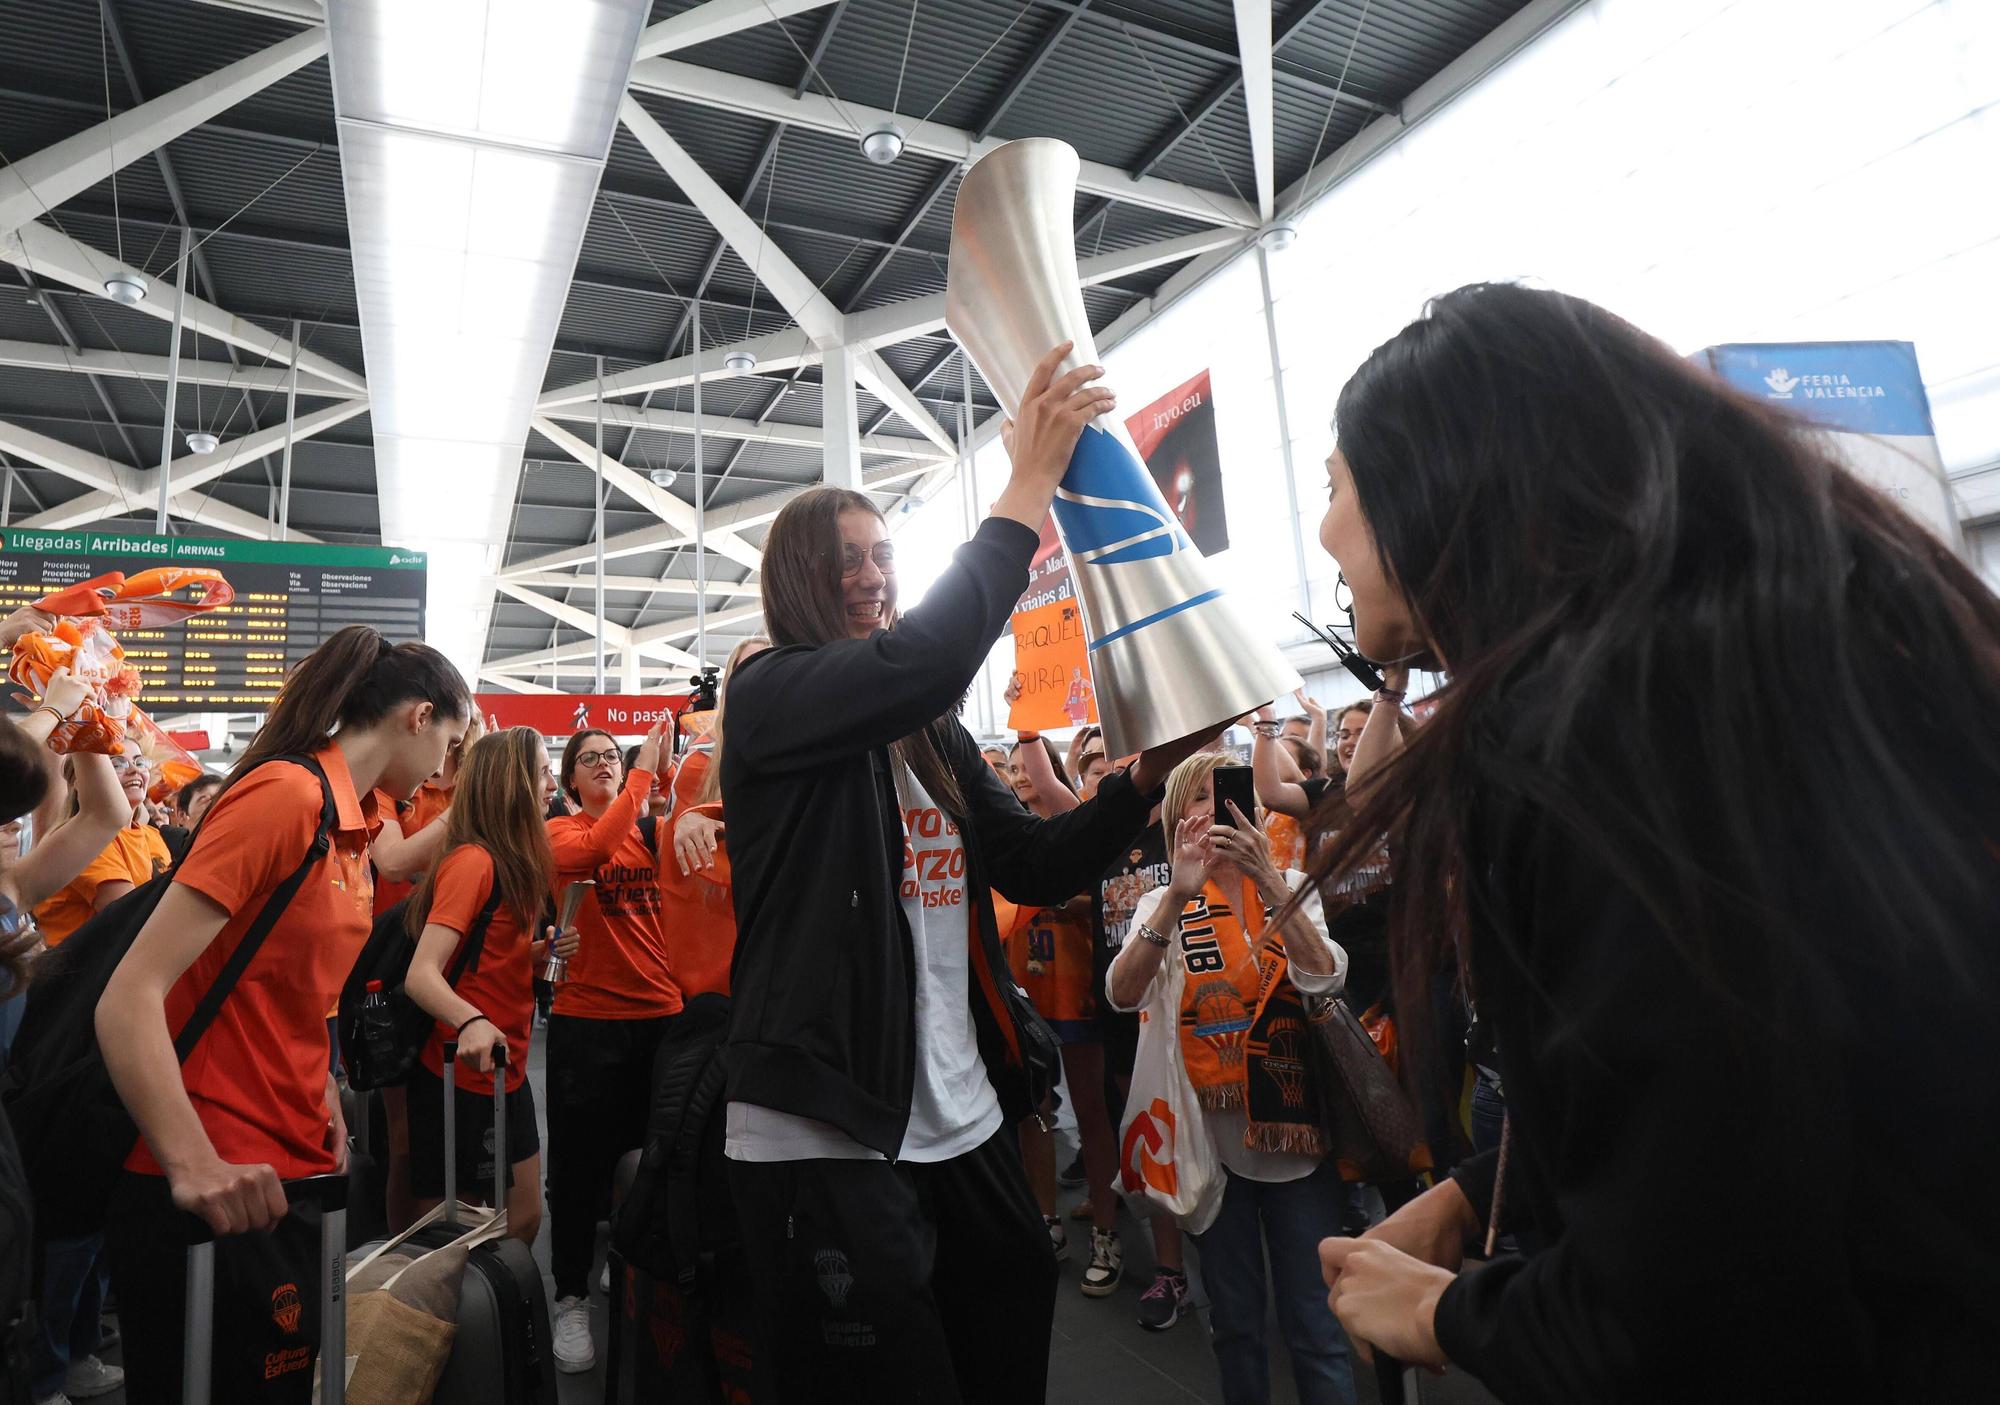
[1006,369,1228,732]
[473,693,690,737]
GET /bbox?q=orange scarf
[1175,877,1274,1111]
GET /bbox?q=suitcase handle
[183,1175,348,1405]
[440,1039,510,1227]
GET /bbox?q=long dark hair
[409,726,554,934]
[762,487,966,813]
[225,624,470,805]
[1306,283,2000,1062]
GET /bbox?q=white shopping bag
[1115,945,1225,1235]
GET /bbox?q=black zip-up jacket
[721,516,1158,1156]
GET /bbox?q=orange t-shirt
[666,747,711,823]
[417,844,532,1095]
[372,779,453,914]
[127,745,381,1179]
[656,805,735,1000]
[996,895,1097,1042]
[546,767,681,1020]
[34,822,172,947]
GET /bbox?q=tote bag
[1115,942,1225,1235]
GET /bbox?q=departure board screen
[0,529,428,708]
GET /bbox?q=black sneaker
[1057,1152,1087,1189]
[1136,1269,1190,1330]
[1080,1228,1122,1297]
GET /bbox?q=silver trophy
[946,138,1300,757]
[542,879,592,985]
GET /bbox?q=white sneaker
[63,1355,125,1399]
[1044,1214,1070,1262]
[1080,1227,1123,1298]
[34,1392,74,1405]
[598,1261,610,1296]
[552,1295,596,1374]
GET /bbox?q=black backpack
[0,754,336,1238]
[612,992,736,1289]
[336,881,504,1091]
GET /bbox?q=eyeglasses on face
[110,756,146,773]
[839,542,896,579]
[573,749,622,769]
[1333,574,1355,623]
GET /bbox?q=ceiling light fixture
[1258,220,1299,252]
[722,349,756,375]
[185,431,220,455]
[103,271,149,305]
[650,466,679,487]
[861,122,907,165]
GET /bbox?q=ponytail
[224,625,470,801]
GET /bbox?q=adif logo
[270,1282,302,1335]
[1763,367,1799,398]
[387,553,415,565]
[814,1248,854,1309]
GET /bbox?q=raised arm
[730,346,1110,775]
[5,751,128,912]
[371,806,451,882]
[1015,736,1079,816]
[1252,704,1314,819]
[1344,667,1409,799]
[550,722,664,871]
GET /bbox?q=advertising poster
[1005,370,1227,731]
[1697,341,1960,547]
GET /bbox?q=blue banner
[1697,340,1936,438]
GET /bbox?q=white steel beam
[186,0,323,20]
[14,399,369,530]
[529,415,764,570]
[537,228,1242,413]
[821,343,863,489]
[0,419,131,495]
[1233,0,1276,223]
[0,222,366,393]
[0,339,349,398]
[636,0,839,60]
[167,488,324,542]
[539,398,945,463]
[476,671,562,694]
[0,29,329,238]
[626,57,1260,229]
[853,346,955,456]
[618,96,844,347]
[500,570,759,597]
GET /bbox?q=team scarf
[1174,878,1324,1157]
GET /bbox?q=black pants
[728,1124,1057,1404]
[102,1172,322,1405]
[544,1012,671,1299]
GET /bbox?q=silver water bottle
[542,879,593,984]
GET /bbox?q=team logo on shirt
[814,1248,854,1308]
[270,1282,302,1335]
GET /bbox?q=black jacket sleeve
[729,518,1039,775]
[951,725,1155,906]
[1431,819,1867,1402]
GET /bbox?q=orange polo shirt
[656,803,735,999]
[372,778,453,914]
[127,745,382,1179]
[34,822,172,947]
[547,767,681,1020]
[418,844,532,1095]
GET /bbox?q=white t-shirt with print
[726,766,1003,1164]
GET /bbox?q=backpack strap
[667,1045,730,1290]
[637,813,659,858]
[445,881,508,985]
[172,753,338,1063]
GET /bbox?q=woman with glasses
[33,738,172,948]
[542,717,680,1374]
[719,345,1213,1402]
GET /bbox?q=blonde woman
[1107,752,1357,1405]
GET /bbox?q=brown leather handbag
[1304,996,1434,1184]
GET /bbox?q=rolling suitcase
[423,1043,557,1405]
[182,1174,348,1405]
[350,1044,555,1405]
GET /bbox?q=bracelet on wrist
[1251,721,1281,737]
[31,704,66,725]
[455,1013,490,1035]
[1016,730,1040,742]
[1136,920,1172,949]
[1375,687,1406,702]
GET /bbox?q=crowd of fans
[0,287,1993,1405]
